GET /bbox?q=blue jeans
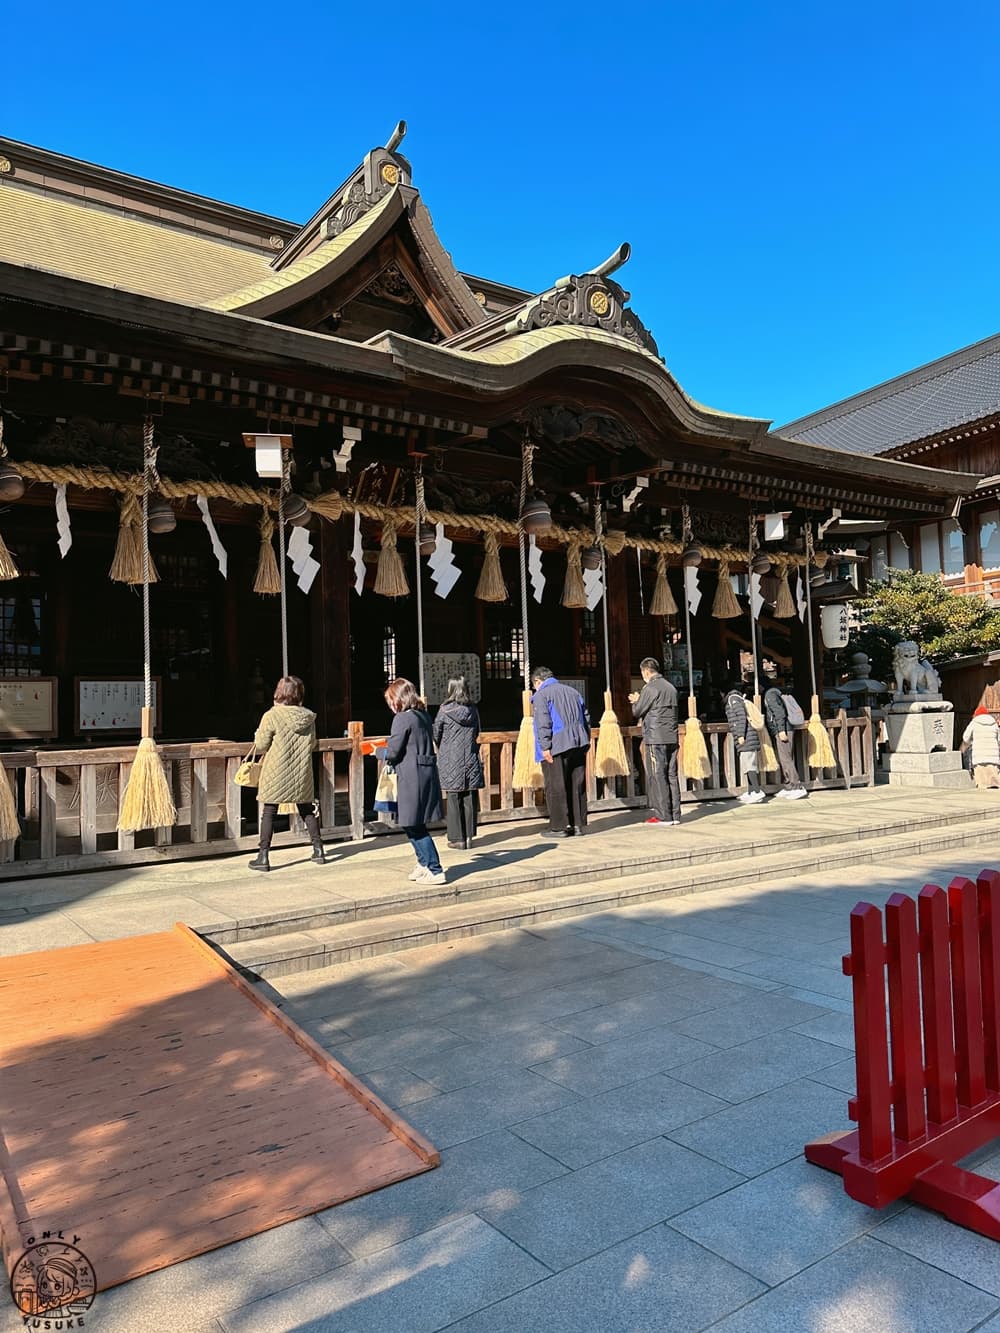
[404,824,442,874]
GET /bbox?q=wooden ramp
[0,924,438,1293]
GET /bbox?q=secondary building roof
[777,332,1000,457]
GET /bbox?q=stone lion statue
[893,640,941,696]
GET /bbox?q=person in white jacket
[961,706,1000,789]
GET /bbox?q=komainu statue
[892,640,941,696]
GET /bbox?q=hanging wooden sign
[423,653,482,706]
[75,677,162,735]
[0,677,58,739]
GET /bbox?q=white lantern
[821,603,850,649]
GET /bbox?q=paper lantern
[821,603,850,649]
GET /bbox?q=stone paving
[3,800,1000,1330]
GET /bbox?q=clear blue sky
[7,0,1000,426]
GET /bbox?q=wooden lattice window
[577,610,598,671]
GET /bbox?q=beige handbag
[233,746,262,788]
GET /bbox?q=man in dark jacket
[763,675,807,800]
[724,678,765,804]
[531,666,591,837]
[629,657,681,825]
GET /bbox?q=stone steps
[200,802,996,949]
[214,807,1000,980]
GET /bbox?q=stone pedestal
[883,697,970,789]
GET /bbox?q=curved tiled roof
[206,189,401,314]
[0,183,268,303]
[778,332,1000,455]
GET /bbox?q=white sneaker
[737,792,755,804]
[408,865,427,881]
[786,788,808,800]
[749,790,767,803]
[423,870,447,885]
[775,789,791,799]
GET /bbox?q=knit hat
[974,705,992,717]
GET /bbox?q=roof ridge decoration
[329,121,412,238]
[274,122,412,272]
[504,244,660,359]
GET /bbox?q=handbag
[374,763,398,816]
[233,746,263,788]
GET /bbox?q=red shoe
[644,817,665,824]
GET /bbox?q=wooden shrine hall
[0,123,979,867]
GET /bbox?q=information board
[422,654,482,706]
[0,677,58,739]
[75,678,161,734]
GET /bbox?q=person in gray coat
[763,675,807,799]
[383,677,445,883]
[433,676,484,849]
[629,657,681,825]
[724,678,765,804]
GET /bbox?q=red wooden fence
[806,870,1000,1238]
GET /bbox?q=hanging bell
[418,522,437,555]
[581,544,602,571]
[520,494,552,535]
[810,569,828,588]
[282,493,312,527]
[750,552,771,575]
[148,497,176,535]
[0,462,25,501]
[681,543,702,567]
[759,573,780,605]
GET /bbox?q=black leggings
[259,802,321,850]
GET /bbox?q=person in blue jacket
[530,665,591,837]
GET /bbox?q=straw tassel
[110,491,157,585]
[513,689,543,789]
[681,697,712,780]
[116,420,176,834]
[253,511,281,595]
[0,766,20,860]
[475,531,508,602]
[603,529,627,556]
[596,689,629,779]
[711,561,741,618]
[773,566,796,618]
[753,702,780,775]
[650,553,678,617]
[374,520,409,598]
[561,541,587,609]
[806,694,836,770]
[0,532,19,582]
[118,735,177,832]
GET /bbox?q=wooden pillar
[606,552,632,706]
[311,519,352,736]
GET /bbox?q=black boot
[311,842,326,865]
[248,850,270,872]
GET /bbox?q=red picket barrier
[806,869,1000,1238]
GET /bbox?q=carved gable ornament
[504,244,660,359]
[327,122,411,238]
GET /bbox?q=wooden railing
[0,709,873,877]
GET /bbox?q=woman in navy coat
[383,677,445,883]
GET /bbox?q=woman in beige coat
[248,675,325,872]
